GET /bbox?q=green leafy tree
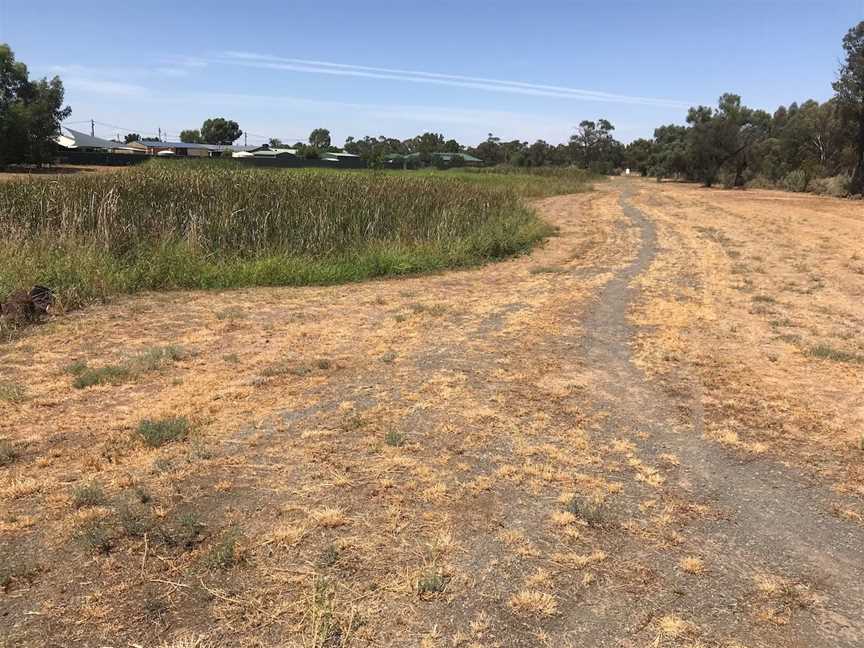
[469,133,504,164]
[833,21,864,193]
[442,138,462,153]
[685,95,769,187]
[525,140,552,167]
[0,43,71,167]
[624,138,654,175]
[180,129,203,143]
[650,125,689,180]
[405,132,446,163]
[294,143,321,159]
[268,138,283,147]
[200,118,242,145]
[124,133,141,143]
[308,128,331,149]
[569,119,621,173]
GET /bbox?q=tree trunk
[734,161,745,187]
[851,112,864,195]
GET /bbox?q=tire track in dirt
[581,178,864,646]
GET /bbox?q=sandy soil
[1,179,862,647]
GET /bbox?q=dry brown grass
[508,590,558,617]
[630,182,864,495]
[679,556,705,575]
[1,181,858,646]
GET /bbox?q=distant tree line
[2,20,862,195]
[0,44,70,168]
[341,124,625,172]
[622,21,863,195]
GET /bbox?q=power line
[64,118,308,145]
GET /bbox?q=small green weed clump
[385,429,406,447]
[71,481,106,508]
[136,416,190,447]
[565,495,605,526]
[0,381,26,403]
[70,345,189,389]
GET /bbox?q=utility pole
[244,132,247,148]
[91,119,95,137]
[158,127,162,141]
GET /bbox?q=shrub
[206,529,243,568]
[384,429,406,447]
[0,381,26,403]
[745,175,776,190]
[782,170,809,193]
[565,495,605,525]
[0,441,17,466]
[71,481,106,508]
[63,359,89,376]
[417,571,446,595]
[136,416,190,447]
[810,174,850,198]
[75,518,114,554]
[73,365,131,389]
[71,346,189,389]
[116,502,153,537]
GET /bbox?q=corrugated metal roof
[56,128,137,151]
[139,140,214,150]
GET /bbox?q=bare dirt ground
[1,178,863,647]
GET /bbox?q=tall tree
[624,138,654,175]
[124,133,141,143]
[569,119,619,172]
[180,129,202,143]
[308,128,331,149]
[0,43,71,167]
[200,118,242,145]
[833,21,864,193]
[685,95,769,187]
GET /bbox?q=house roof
[56,128,137,151]
[138,140,214,150]
[385,152,482,162]
[252,148,299,157]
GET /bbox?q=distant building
[385,152,484,169]
[55,128,139,153]
[126,140,215,157]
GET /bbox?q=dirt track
[2,179,863,647]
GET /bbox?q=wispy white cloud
[199,90,554,124]
[62,76,149,97]
[215,51,693,108]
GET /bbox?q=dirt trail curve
[3,178,864,647]
[583,179,864,646]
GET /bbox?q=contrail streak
[216,51,692,108]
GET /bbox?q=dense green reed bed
[0,162,592,310]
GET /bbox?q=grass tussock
[508,590,558,617]
[70,345,189,389]
[71,481,107,508]
[808,343,864,364]
[0,381,26,403]
[0,162,594,310]
[137,416,190,447]
[0,440,17,466]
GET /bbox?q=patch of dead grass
[508,590,558,617]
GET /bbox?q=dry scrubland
[1,174,864,647]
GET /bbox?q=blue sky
[1,1,861,146]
